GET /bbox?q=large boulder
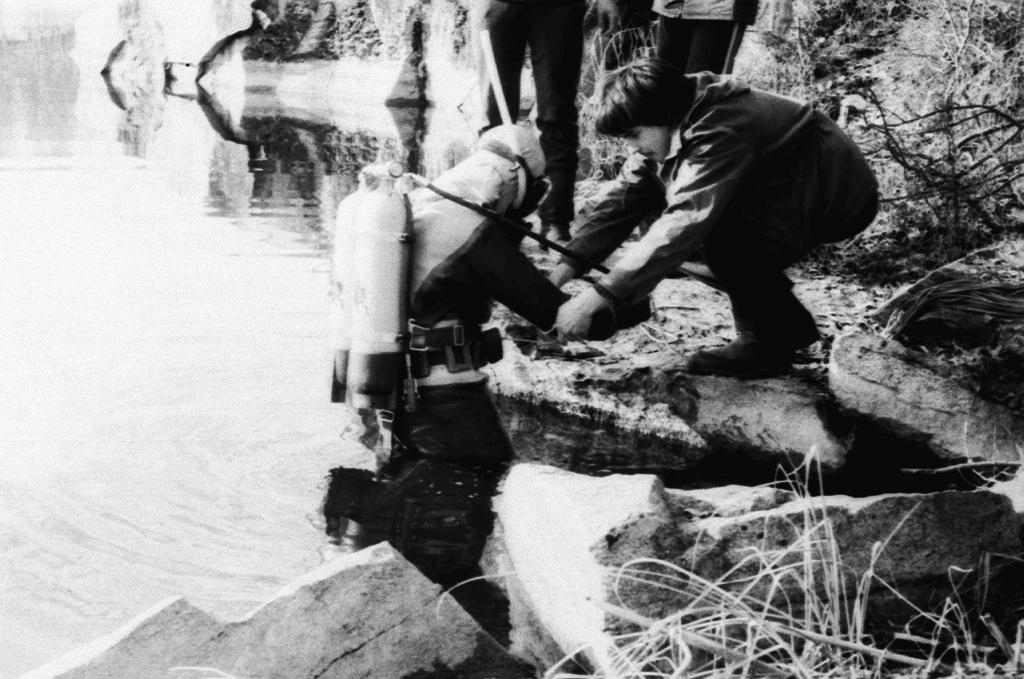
[489,344,849,474]
[830,240,1024,465]
[486,463,1023,671]
[26,543,530,679]
[830,330,1024,464]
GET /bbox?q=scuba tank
[329,173,369,404]
[332,163,412,409]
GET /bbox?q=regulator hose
[406,173,611,275]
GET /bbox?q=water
[0,2,478,675]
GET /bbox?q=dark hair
[594,58,695,137]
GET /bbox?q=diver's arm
[464,222,567,330]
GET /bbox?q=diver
[324,125,648,582]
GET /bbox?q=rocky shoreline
[33,187,1024,679]
[37,0,1024,674]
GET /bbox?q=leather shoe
[685,332,794,378]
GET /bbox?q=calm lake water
[0,2,478,675]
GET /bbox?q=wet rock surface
[27,544,529,679]
[490,343,850,475]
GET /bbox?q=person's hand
[595,0,621,34]
[555,286,609,341]
[547,262,577,289]
[766,0,794,35]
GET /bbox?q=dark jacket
[563,73,878,301]
[653,0,759,23]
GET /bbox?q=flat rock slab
[488,344,849,473]
[487,463,1023,672]
[26,543,530,679]
[829,330,1024,462]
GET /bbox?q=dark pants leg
[481,1,529,124]
[322,383,513,588]
[390,380,515,466]
[703,227,821,350]
[480,1,583,225]
[655,17,746,75]
[529,2,585,224]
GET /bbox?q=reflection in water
[99,0,168,156]
[193,48,443,228]
[323,459,511,643]
[384,15,429,172]
[0,2,490,674]
[196,3,272,85]
[197,84,408,232]
[324,460,500,583]
[0,30,79,157]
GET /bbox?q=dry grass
[881,277,1024,340]
[543,467,1024,679]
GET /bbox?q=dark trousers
[703,231,820,350]
[655,16,746,75]
[390,380,515,466]
[702,194,878,350]
[480,0,586,224]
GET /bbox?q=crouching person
[325,125,647,580]
[551,58,879,378]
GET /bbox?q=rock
[21,599,223,679]
[485,464,675,671]
[664,484,791,518]
[489,346,711,473]
[487,463,1023,671]
[26,543,530,679]
[488,344,849,474]
[990,475,1024,546]
[684,373,848,472]
[676,490,1020,598]
[829,330,1024,463]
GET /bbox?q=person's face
[622,126,673,163]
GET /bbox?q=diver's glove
[586,295,652,341]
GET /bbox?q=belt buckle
[407,321,430,352]
[451,323,465,347]
[443,344,473,373]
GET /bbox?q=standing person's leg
[683,20,746,74]
[687,225,820,376]
[478,1,529,128]
[655,16,746,74]
[528,1,586,241]
[654,15,694,70]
